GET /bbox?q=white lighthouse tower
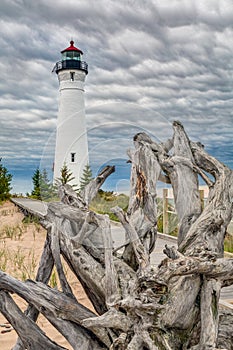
[53,40,88,187]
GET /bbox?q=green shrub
[224,234,233,253]
[90,191,129,221]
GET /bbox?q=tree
[79,164,93,190]
[55,163,75,186]
[31,168,41,199]
[0,122,233,350]
[39,169,55,201]
[31,168,54,200]
[0,158,12,201]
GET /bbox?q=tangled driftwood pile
[0,121,233,349]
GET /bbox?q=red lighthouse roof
[61,40,83,55]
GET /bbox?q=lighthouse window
[66,51,73,60]
[73,52,81,60]
[71,153,76,163]
[70,72,75,81]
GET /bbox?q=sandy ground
[0,201,93,350]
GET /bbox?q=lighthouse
[53,40,88,187]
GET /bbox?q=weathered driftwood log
[0,122,232,349]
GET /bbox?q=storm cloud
[0,0,232,193]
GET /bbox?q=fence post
[163,188,169,234]
[199,189,204,210]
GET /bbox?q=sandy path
[0,201,93,350]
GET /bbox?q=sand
[0,201,93,350]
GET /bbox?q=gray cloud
[0,0,232,193]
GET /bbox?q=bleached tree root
[0,123,232,349]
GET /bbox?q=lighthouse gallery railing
[53,60,88,74]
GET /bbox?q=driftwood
[0,121,233,349]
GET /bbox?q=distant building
[53,40,89,186]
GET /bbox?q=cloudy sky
[0,0,233,194]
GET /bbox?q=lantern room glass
[62,51,81,61]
